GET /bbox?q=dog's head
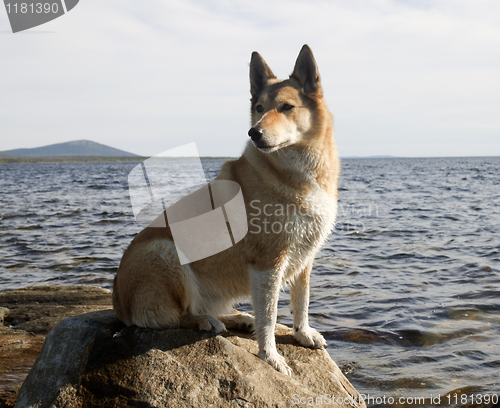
[248,45,327,154]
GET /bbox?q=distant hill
[0,140,139,157]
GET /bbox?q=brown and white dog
[113,45,340,375]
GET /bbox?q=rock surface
[2,287,366,408]
[0,286,113,408]
[15,308,366,408]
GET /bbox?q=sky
[1,0,499,158]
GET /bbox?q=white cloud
[0,0,499,157]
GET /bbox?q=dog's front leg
[249,266,292,376]
[290,262,327,349]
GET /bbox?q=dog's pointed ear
[250,52,276,98]
[291,45,321,95]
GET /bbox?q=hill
[0,140,139,157]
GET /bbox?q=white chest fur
[282,183,337,277]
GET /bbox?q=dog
[113,44,340,375]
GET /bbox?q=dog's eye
[256,105,264,113]
[283,103,294,111]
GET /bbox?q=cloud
[0,0,499,157]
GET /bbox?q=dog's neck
[243,137,338,198]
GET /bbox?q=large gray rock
[15,310,366,408]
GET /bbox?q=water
[1,157,499,404]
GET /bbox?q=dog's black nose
[248,127,263,142]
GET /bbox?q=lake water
[1,157,499,406]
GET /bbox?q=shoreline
[0,156,146,164]
[0,285,113,407]
[0,156,236,164]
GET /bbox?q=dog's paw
[259,351,292,376]
[294,326,327,349]
[236,314,255,332]
[197,315,226,333]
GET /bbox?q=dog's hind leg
[127,287,183,329]
[218,309,255,332]
[179,313,226,333]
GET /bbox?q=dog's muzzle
[248,127,263,143]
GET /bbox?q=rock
[0,308,9,325]
[0,286,113,335]
[16,309,366,408]
[0,286,113,407]
[0,329,44,408]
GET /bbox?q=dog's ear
[291,44,321,95]
[250,52,276,98]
